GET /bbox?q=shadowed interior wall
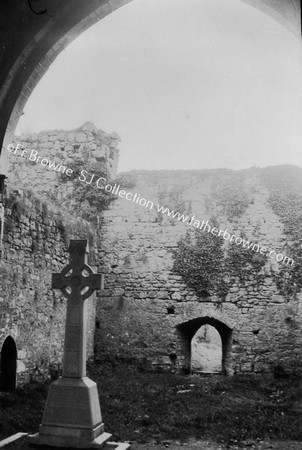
[0,192,97,384]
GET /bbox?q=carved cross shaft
[52,240,104,379]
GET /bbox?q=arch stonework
[173,305,238,331]
[241,0,301,34]
[0,0,300,159]
[176,316,233,375]
[164,304,239,374]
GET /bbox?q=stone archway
[0,0,299,155]
[0,336,17,391]
[176,317,233,375]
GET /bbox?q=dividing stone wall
[0,190,98,385]
[0,122,120,385]
[95,169,302,376]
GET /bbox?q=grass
[1,362,302,446]
[0,382,46,439]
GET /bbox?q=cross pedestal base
[28,377,111,449]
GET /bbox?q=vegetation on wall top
[4,186,97,251]
[56,163,137,226]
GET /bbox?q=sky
[15,0,302,172]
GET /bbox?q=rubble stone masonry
[0,194,98,383]
[0,122,118,384]
[95,169,302,375]
[3,124,302,379]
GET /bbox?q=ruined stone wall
[0,125,119,386]
[95,169,302,376]
[4,123,302,379]
[8,121,120,198]
[0,121,120,385]
[0,190,99,384]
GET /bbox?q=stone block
[28,377,109,448]
[39,134,48,142]
[76,132,87,143]
[17,360,26,373]
[272,295,284,303]
[17,349,27,359]
[49,135,58,142]
[110,132,121,142]
[81,122,97,134]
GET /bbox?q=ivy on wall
[261,165,302,297]
[60,166,115,224]
[172,219,228,298]
[170,168,270,300]
[205,171,251,220]
[4,187,97,252]
[172,220,267,300]
[225,235,267,285]
[57,162,137,226]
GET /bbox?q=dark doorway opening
[176,317,232,375]
[0,336,17,391]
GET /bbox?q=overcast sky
[15,0,302,172]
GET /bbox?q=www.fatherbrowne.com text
[6,144,294,266]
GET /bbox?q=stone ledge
[27,431,112,449]
[0,433,131,449]
[105,443,130,450]
[0,432,28,448]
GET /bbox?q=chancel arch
[0,0,300,161]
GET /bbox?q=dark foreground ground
[1,362,302,449]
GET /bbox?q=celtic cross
[52,240,104,378]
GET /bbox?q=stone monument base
[27,377,111,449]
[28,431,112,449]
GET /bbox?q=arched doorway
[0,336,17,391]
[191,324,222,374]
[177,317,233,375]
